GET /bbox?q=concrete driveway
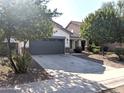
[32,55,124,90]
[32,54,114,74]
[32,55,124,84]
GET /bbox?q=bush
[74,47,82,53]
[87,43,100,54]
[87,45,92,52]
[87,43,95,52]
[92,48,100,54]
[114,48,124,61]
[13,52,32,73]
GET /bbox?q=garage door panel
[29,39,65,55]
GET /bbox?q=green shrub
[91,43,96,48]
[87,43,95,52]
[92,48,100,54]
[13,52,32,73]
[87,43,100,54]
[74,47,82,53]
[114,48,124,61]
[87,45,92,52]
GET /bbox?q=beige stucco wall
[53,27,70,48]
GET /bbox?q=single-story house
[66,21,86,50]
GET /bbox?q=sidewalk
[77,68,124,89]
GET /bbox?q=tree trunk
[23,41,27,56]
[7,37,18,73]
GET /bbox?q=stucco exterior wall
[18,26,70,54]
[53,27,70,48]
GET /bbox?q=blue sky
[48,0,117,27]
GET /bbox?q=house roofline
[52,21,72,34]
[65,21,82,29]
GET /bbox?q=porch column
[85,40,88,51]
[72,40,75,49]
[78,40,81,47]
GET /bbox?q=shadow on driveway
[16,69,118,93]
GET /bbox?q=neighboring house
[29,21,72,55]
[66,21,86,50]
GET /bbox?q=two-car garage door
[29,38,65,55]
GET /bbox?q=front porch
[70,38,86,51]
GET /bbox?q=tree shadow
[15,69,120,93]
[0,59,51,88]
[73,52,104,64]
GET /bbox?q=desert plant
[114,48,124,61]
[13,52,32,73]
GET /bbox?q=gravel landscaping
[74,52,124,68]
[0,59,51,88]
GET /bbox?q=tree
[0,1,19,72]
[116,0,124,44]
[80,2,119,55]
[81,5,118,44]
[80,13,95,41]
[0,0,61,73]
